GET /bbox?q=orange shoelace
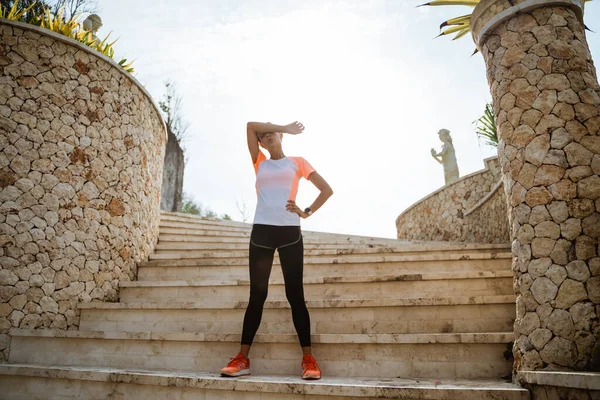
[227,353,247,368]
[302,355,319,371]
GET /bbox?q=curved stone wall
[396,157,510,243]
[0,20,166,361]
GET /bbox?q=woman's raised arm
[246,121,305,164]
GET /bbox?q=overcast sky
[97,0,600,238]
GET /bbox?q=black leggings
[241,224,311,347]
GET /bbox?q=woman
[220,121,333,380]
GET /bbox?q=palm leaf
[421,0,594,46]
[438,23,469,36]
[474,103,498,148]
[452,29,471,40]
[440,14,471,29]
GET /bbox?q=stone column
[471,0,600,371]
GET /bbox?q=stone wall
[160,127,184,212]
[396,157,510,243]
[0,20,166,361]
[471,1,600,371]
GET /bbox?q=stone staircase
[0,211,529,399]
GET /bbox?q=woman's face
[258,132,282,149]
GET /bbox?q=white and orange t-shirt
[252,150,315,226]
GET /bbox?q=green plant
[1,1,135,73]
[0,0,36,21]
[181,193,231,220]
[1,0,49,23]
[39,5,80,35]
[118,58,135,73]
[419,0,594,46]
[474,103,498,148]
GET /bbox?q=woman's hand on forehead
[284,121,305,135]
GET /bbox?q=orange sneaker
[220,352,250,377]
[301,354,321,380]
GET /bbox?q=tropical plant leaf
[0,0,37,21]
[40,6,82,37]
[452,29,470,40]
[118,57,135,73]
[420,0,595,47]
[474,103,498,148]
[1,2,135,74]
[440,14,471,29]
[438,24,468,36]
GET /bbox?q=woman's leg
[240,236,275,354]
[222,227,275,376]
[278,233,312,351]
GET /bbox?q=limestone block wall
[0,20,166,361]
[396,157,510,243]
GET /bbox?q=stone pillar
[471,0,600,371]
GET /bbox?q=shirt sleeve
[253,151,267,174]
[294,157,316,180]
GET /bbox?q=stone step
[8,329,514,380]
[159,216,409,243]
[160,215,250,226]
[129,270,513,285]
[157,214,512,256]
[78,295,516,310]
[143,250,511,264]
[154,241,510,253]
[150,247,509,260]
[0,364,530,400]
[156,241,399,251]
[160,212,252,226]
[160,221,251,234]
[157,234,413,246]
[160,222,399,239]
[160,227,251,238]
[160,215,504,249]
[158,219,507,248]
[118,275,514,303]
[137,258,510,281]
[79,297,515,335]
[157,232,511,250]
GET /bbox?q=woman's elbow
[324,187,334,198]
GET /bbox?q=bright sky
[97,0,600,238]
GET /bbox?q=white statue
[431,128,460,185]
[82,14,103,43]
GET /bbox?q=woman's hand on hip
[286,200,308,218]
